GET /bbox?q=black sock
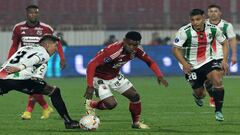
[213,87,224,112]
[49,87,72,123]
[205,81,214,97]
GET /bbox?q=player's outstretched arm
[84,53,104,99]
[229,38,237,65]
[84,86,95,99]
[136,49,168,87]
[57,41,66,69]
[5,66,21,74]
[172,47,192,74]
[221,40,229,74]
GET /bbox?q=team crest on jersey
[21,31,26,34]
[208,33,212,39]
[104,57,112,63]
[199,34,204,39]
[36,30,42,35]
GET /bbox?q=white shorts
[33,63,48,79]
[93,74,133,100]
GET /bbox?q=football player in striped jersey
[205,4,237,107]
[172,9,228,121]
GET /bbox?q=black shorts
[185,60,222,89]
[0,78,46,95]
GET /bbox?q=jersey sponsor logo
[22,36,41,43]
[34,27,43,30]
[20,27,29,30]
[118,54,126,58]
[22,42,37,46]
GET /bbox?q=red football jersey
[8,21,65,61]
[87,42,163,87]
[12,21,53,47]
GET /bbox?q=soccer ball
[79,115,100,131]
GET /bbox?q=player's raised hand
[157,77,168,87]
[60,59,66,69]
[221,61,229,75]
[84,86,95,99]
[5,66,20,74]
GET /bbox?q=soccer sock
[49,88,72,123]
[213,87,224,112]
[32,94,49,109]
[205,81,214,97]
[129,102,141,124]
[26,95,36,112]
[90,100,108,110]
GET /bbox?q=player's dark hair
[26,5,39,11]
[125,31,142,41]
[190,9,204,17]
[39,35,60,44]
[208,4,221,10]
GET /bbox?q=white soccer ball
[79,115,100,131]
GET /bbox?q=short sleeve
[173,29,187,47]
[216,27,226,44]
[226,23,236,39]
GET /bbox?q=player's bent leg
[122,87,149,129]
[207,70,225,121]
[41,105,54,120]
[31,94,54,120]
[21,95,35,120]
[0,80,33,120]
[86,96,117,115]
[192,87,206,107]
[99,96,117,110]
[85,82,115,115]
[0,79,12,95]
[43,85,80,129]
[204,80,215,107]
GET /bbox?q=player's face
[123,39,140,53]
[26,8,39,23]
[190,15,205,31]
[208,7,221,21]
[46,41,58,56]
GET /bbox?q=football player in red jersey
[84,31,168,129]
[8,5,66,120]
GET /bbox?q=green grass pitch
[0,76,239,135]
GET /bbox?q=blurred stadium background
[0,0,239,76]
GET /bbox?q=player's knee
[194,88,206,99]
[130,93,140,102]
[105,101,118,110]
[212,78,222,87]
[49,87,61,97]
[204,80,213,90]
